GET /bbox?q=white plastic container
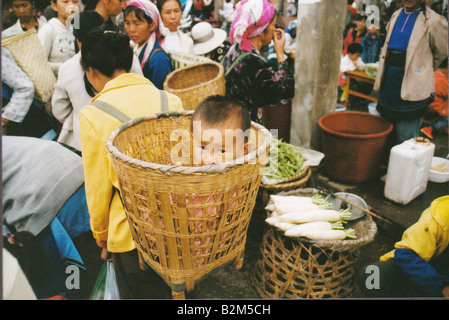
[384,137,435,205]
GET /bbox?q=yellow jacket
[79,73,183,253]
[380,195,449,262]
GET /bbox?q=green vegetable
[263,138,306,180]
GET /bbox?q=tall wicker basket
[251,188,377,299]
[163,61,225,110]
[106,111,271,299]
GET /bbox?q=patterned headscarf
[126,0,163,69]
[229,0,276,52]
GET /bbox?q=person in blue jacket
[359,196,449,297]
[124,0,172,89]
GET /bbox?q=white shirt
[163,31,182,53]
[38,18,76,76]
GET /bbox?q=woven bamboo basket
[251,188,377,299]
[106,111,271,299]
[163,61,225,110]
[169,52,212,70]
[2,29,56,103]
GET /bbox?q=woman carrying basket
[78,27,183,299]
[221,0,295,124]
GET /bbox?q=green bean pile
[263,138,306,181]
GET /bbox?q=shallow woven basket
[106,110,271,299]
[163,61,225,110]
[251,188,377,299]
[169,52,212,70]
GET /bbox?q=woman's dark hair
[156,0,181,13]
[124,5,153,26]
[82,0,100,11]
[81,27,133,77]
[72,10,107,43]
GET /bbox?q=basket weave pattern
[251,188,377,299]
[107,112,271,298]
[163,61,225,110]
[2,29,56,103]
[169,52,212,70]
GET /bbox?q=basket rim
[106,110,272,174]
[1,28,36,44]
[163,61,224,93]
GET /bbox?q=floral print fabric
[222,43,295,123]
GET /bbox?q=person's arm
[429,13,448,70]
[392,203,449,297]
[51,66,73,123]
[78,108,113,246]
[394,248,449,296]
[1,48,34,124]
[273,28,286,63]
[252,52,295,106]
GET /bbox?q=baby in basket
[189,95,252,266]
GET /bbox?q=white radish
[296,228,357,240]
[284,221,333,237]
[271,202,321,215]
[270,195,315,205]
[265,216,297,231]
[279,209,342,223]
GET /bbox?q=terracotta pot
[318,111,393,183]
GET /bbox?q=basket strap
[91,100,131,123]
[160,90,168,112]
[91,89,168,122]
[223,52,252,77]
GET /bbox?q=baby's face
[192,118,247,166]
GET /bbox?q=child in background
[421,59,448,140]
[338,42,365,105]
[361,22,382,63]
[38,0,80,77]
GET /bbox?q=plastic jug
[384,137,435,205]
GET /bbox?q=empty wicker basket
[106,110,271,299]
[251,188,377,299]
[163,61,225,110]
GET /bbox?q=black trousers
[111,249,172,299]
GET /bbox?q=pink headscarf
[126,0,163,69]
[229,0,276,52]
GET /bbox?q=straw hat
[191,22,227,55]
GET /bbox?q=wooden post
[289,0,347,150]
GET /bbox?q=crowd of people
[1,0,448,299]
